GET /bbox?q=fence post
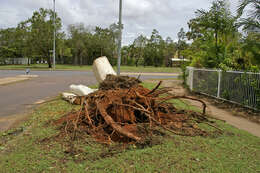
[217,70,222,98]
[190,67,194,91]
[185,67,189,86]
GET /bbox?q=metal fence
[186,67,260,110]
[3,58,31,65]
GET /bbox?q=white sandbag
[70,84,97,96]
[62,92,77,104]
[93,56,116,83]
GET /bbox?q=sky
[0,0,240,45]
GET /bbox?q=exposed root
[55,75,221,144]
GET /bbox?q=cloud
[0,0,240,45]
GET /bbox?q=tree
[236,0,260,69]
[132,35,146,67]
[121,45,130,65]
[16,22,35,65]
[21,8,62,68]
[56,33,72,64]
[0,27,26,64]
[241,32,260,68]
[94,25,116,61]
[177,28,187,59]
[187,0,237,68]
[164,36,176,66]
[145,29,164,67]
[66,23,121,66]
[68,23,89,65]
[127,30,176,67]
[237,0,260,30]
[188,0,236,60]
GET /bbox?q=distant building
[171,58,190,67]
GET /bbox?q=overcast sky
[0,0,240,45]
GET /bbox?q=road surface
[0,70,178,118]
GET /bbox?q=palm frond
[237,0,260,18]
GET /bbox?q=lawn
[115,66,181,73]
[0,83,259,172]
[0,64,93,71]
[0,64,181,73]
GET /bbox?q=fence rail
[186,67,260,110]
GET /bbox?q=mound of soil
[99,74,141,90]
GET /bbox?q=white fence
[186,67,260,110]
[4,58,31,65]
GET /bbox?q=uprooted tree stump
[56,75,222,144]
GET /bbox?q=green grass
[0,83,259,172]
[0,64,93,71]
[0,64,181,73]
[141,82,200,112]
[170,99,201,112]
[115,66,181,73]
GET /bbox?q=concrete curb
[0,75,38,86]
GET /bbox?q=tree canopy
[186,0,259,71]
[0,2,259,71]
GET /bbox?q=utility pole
[53,0,56,69]
[117,0,122,75]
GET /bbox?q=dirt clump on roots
[55,75,222,144]
[99,74,141,90]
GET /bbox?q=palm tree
[237,0,260,30]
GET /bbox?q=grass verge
[0,64,92,71]
[115,66,181,73]
[0,83,259,172]
[0,64,181,73]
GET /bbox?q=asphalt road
[0,70,178,118]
